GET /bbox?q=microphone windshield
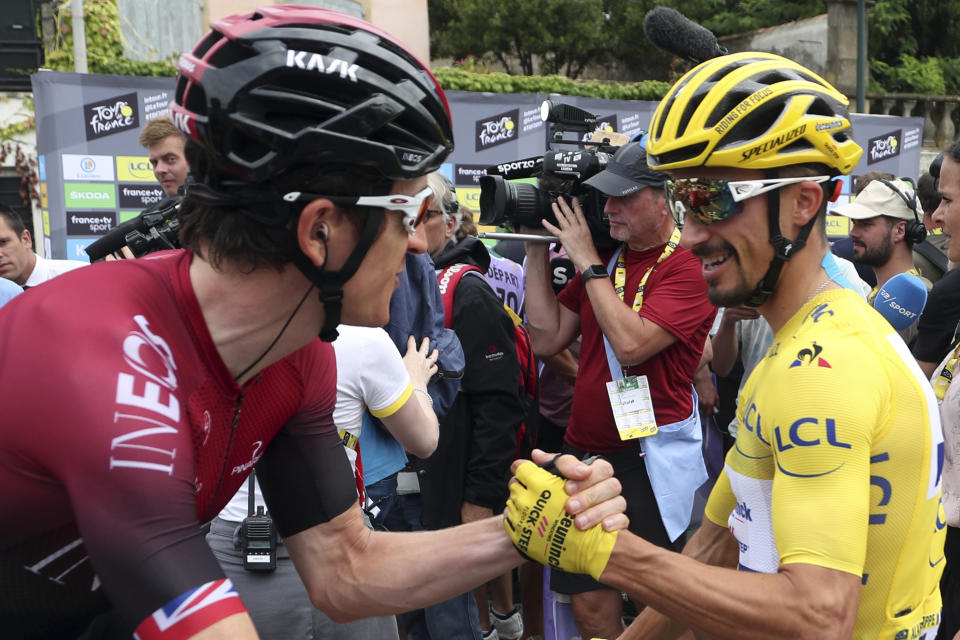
[873,272,928,331]
[643,7,726,64]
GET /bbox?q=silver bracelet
[413,387,433,408]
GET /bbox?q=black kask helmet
[171,5,453,184]
[171,7,455,343]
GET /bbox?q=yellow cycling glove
[503,457,618,580]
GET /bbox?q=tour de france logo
[84,92,140,141]
[867,129,901,165]
[475,108,519,152]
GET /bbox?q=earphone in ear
[317,226,328,240]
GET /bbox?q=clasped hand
[503,449,627,580]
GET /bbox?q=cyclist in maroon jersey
[0,7,627,640]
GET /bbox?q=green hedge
[433,68,670,100]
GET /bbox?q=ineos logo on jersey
[285,49,359,82]
[122,315,178,392]
[111,315,182,475]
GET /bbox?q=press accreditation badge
[606,375,658,439]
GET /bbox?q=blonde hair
[138,115,186,148]
[427,171,461,236]
[458,205,478,239]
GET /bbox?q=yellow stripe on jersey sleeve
[370,382,414,418]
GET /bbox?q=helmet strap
[288,208,384,342]
[744,169,818,307]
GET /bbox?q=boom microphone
[643,7,728,64]
[873,272,928,331]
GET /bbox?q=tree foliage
[45,0,176,77]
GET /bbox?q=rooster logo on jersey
[789,342,832,368]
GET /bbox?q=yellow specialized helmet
[646,52,863,174]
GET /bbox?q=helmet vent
[184,82,208,115]
[652,142,708,167]
[807,97,836,117]
[193,31,220,59]
[722,101,785,145]
[780,137,814,154]
[705,90,752,128]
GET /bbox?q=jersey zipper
[207,391,245,514]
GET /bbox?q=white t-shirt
[332,325,413,471]
[23,253,86,287]
[934,346,960,527]
[217,325,412,522]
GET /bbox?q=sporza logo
[476,108,519,152]
[867,130,902,165]
[83,92,140,141]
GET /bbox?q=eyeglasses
[665,176,832,227]
[283,186,434,234]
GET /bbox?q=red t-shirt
[558,243,715,452]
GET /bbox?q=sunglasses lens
[666,179,742,226]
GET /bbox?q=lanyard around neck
[612,227,682,313]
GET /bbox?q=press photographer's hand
[544,196,602,272]
[503,452,624,580]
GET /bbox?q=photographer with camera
[522,141,716,639]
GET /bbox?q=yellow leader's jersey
[705,288,946,640]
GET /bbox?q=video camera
[85,178,190,262]
[478,100,624,249]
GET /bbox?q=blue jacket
[359,252,465,486]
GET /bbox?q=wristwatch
[581,264,608,283]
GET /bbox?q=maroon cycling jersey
[0,250,354,638]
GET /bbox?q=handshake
[503,453,625,580]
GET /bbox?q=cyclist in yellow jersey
[576,52,945,639]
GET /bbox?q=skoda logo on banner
[84,92,140,141]
[476,108,519,152]
[867,129,902,165]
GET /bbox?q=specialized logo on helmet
[739,124,807,162]
[713,87,773,135]
[286,49,360,82]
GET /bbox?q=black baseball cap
[583,141,669,197]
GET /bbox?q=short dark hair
[138,116,186,148]
[0,204,25,236]
[947,139,960,164]
[917,172,940,216]
[178,140,387,271]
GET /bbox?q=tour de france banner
[441,90,924,240]
[30,72,923,260]
[31,70,176,261]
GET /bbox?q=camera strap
[612,227,681,312]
